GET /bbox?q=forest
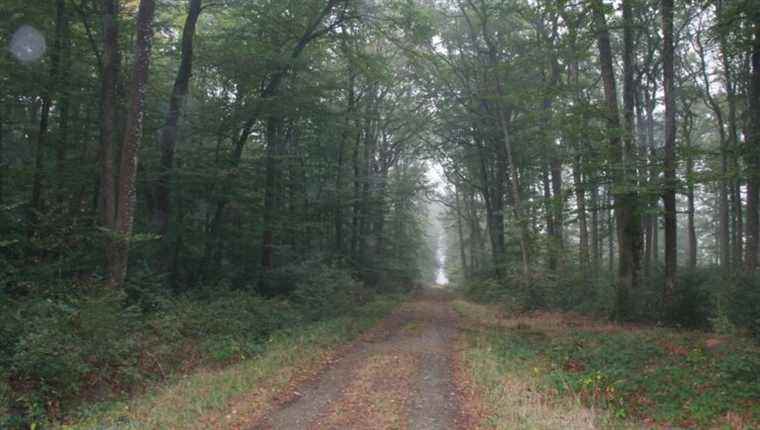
[1,0,759,428]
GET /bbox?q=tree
[152,0,203,238]
[591,0,640,319]
[746,16,760,272]
[104,0,156,289]
[662,0,677,304]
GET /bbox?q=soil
[248,287,464,430]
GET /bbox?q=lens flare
[9,25,47,64]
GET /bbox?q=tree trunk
[0,104,4,205]
[662,0,677,305]
[56,17,72,204]
[495,104,529,276]
[719,9,744,271]
[645,90,660,266]
[551,158,563,249]
[542,163,556,269]
[31,0,68,229]
[697,30,731,272]
[153,0,202,235]
[684,108,697,269]
[592,0,639,319]
[98,0,120,277]
[351,120,362,258]
[475,131,503,277]
[607,186,614,273]
[106,0,156,289]
[455,187,470,279]
[745,21,760,272]
[336,71,355,254]
[467,191,483,272]
[574,157,590,275]
[591,180,600,272]
[262,117,282,272]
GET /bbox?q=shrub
[725,274,760,340]
[664,269,716,328]
[0,262,393,424]
[290,264,366,320]
[464,278,509,304]
[6,291,142,421]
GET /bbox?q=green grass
[57,295,402,430]
[454,300,760,429]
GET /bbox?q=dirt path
[250,287,462,430]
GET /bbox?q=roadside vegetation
[60,291,402,430]
[454,297,760,429]
[0,265,408,428]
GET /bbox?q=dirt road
[250,287,462,430]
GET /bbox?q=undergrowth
[60,295,401,429]
[0,263,407,428]
[462,267,760,338]
[454,300,760,429]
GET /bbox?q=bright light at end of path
[435,268,449,285]
[436,237,449,285]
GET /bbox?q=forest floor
[230,286,629,430]
[67,287,759,429]
[232,287,759,430]
[245,286,464,430]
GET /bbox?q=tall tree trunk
[351,121,362,258]
[620,0,643,314]
[551,158,563,249]
[719,6,744,271]
[661,0,677,305]
[477,140,502,277]
[732,155,744,270]
[745,21,760,272]
[574,157,590,275]
[468,191,483,272]
[683,108,697,269]
[153,0,202,235]
[455,187,470,279]
[98,0,120,276]
[495,105,529,276]
[607,186,614,273]
[0,103,4,205]
[262,117,282,272]
[30,0,68,229]
[696,31,731,271]
[645,90,660,265]
[542,163,556,269]
[106,0,156,289]
[56,18,72,204]
[335,71,355,254]
[637,88,653,279]
[592,0,639,319]
[591,180,600,271]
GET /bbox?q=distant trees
[1,0,758,321]
[0,0,436,294]
[425,0,760,320]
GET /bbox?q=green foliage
[462,277,516,308]
[463,269,609,315]
[290,264,365,321]
[464,267,760,335]
[482,322,760,427]
[0,265,395,427]
[724,274,760,339]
